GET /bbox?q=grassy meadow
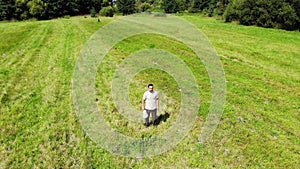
[0,14,299,168]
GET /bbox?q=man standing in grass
[142,84,159,127]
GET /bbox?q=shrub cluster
[0,0,299,30]
[224,0,300,30]
[99,6,114,17]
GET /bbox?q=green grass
[0,15,299,168]
[95,33,209,140]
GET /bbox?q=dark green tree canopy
[0,0,299,30]
[116,0,135,15]
[224,0,300,30]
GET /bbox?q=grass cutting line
[0,15,299,168]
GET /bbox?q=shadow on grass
[154,112,170,126]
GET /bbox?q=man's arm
[156,98,159,110]
[142,99,145,111]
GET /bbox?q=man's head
[148,84,154,92]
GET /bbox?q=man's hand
[142,99,145,111]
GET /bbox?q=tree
[0,0,15,20]
[75,0,103,15]
[136,0,152,12]
[101,0,110,7]
[162,0,185,13]
[15,0,30,20]
[90,7,97,17]
[140,2,151,12]
[224,0,300,30]
[189,0,211,12]
[27,0,47,19]
[214,0,229,16]
[277,2,299,30]
[43,0,71,18]
[99,6,114,17]
[188,0,221,14]
[116,0,135,15]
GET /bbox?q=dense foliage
[224,0,300,30]
[0,0,111,20]
[99,6,114,17]
[116,0,135,15]
[0,0,299,30]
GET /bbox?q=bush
[136,2,152,12]
[162,0,185,13]
[223,0,241,22]
[90,7,97,17]
[20,11,29,20]
[153,12,166,17]
[224,0,300,30]
[277,3,299,30]
[203,4,215,17]
[256,8,274,28]
[99,6,114,17]
[214,1,228,16]
[188,7,200,13]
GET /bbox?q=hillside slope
[0,16,299,168]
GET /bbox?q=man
[142,84,159,127]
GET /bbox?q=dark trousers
[145,109,157,124]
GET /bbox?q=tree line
[0,0,111,20]
[0,0,299,30]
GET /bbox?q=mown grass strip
[0,15,299,168]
